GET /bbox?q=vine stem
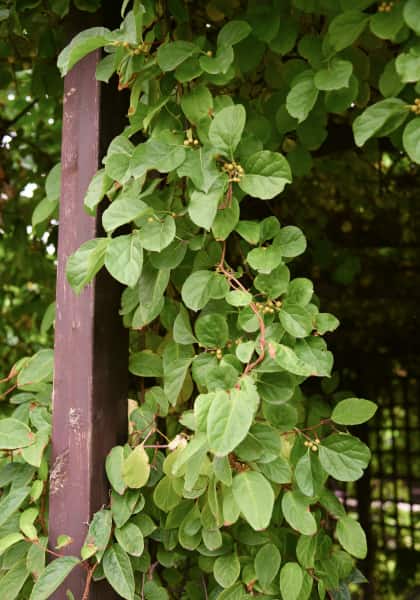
[217,242,266,377]
[82,562,98,600]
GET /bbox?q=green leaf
[195,313,229,347]
[0,486,30,528]
[294,337,333,377]
[19,507,39,539]
[66,238,108,293]
[240,150,292,199]
[81,509,112,562]
[0,418,34,449]
[282,490,317,535]
[353,98,408,146]
[217,583,247,600]
[115,522,144,557]
[271,343,312,377]
[217,21,252,46]
[257,372,295,405]
[279,304,313,338]
[336,516,367,559]
[254,264,290,298]
[199,46,234,75]
[279,562,304,600]
[404,0,420,34]
[225,290,252,307]
[105,446,126,495]
[105,233,143,287]
[207,379,258,455]
[255,543,281,588]
[130,139,186,178]
[129,350,163,377]
[181,270,229,311]
[32,197,58,228]
[316,312,339,334]
[396,51,420,83]
[102,187,152,233]
[103,544,135,600]
[209,105,246,158]
[235,220,260,244]
[247,245,282,274]
[232,471,274,530]
[319,433,371,481]
[173,306,197,344]
[17,349,54,390]
[287,278,313,306]
[332,397,377,425]
[295,452,327,497]
[0,558,29,600]
[188,185,223,231]
[286,71,319,123]
[29,556,80,600]
[138,215,176,252]
[84,169,112,213]
[274,226,306,258]
[314,59,353,91]
[181,85,213,124]
[327,11,369,52]
[403,118,420,164]
[0,533,25,557]
[27,536,47,579]
[122,445,150,488]
[57,27,114,75]
[213,552,241,588]
[157,41,200,71]
[103,136,134,183]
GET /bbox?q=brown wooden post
[49,8,128,599]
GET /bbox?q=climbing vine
[1,0,420,598]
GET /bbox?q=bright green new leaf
[66,238,108,293]
[209,105,246,158]
[403,118,420,164]
[281,490,317,535]
[327,11,369,52]
[404,0,420,34]
[332,397,377,425]
[232,471,274,530]
[319,433,371,481]
[225,289,252,306]
[274,226,306,257]
[213,552,241,588]
[217,20,251,46]
[314,59,353,91]
[29,556,80,600]
[105,446,126,495]
[19,507,39,539]
[240,150,292,199]
[286,71,319,123]
[57,27,114,75]
[353,98,408,146]
[103,544,135,600]
[336,516,367,559]
[279,562,304,600]
[122,445,150,489]
[105,233,143,287]
[0,418,34,449]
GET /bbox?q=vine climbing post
[49,8,128,599]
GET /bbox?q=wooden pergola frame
[49,8,128,599]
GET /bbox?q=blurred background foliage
[0,0,419,598]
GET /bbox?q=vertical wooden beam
[49,9,128,599]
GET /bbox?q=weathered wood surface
[49,9,128,599]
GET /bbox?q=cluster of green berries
[377,1,393,11]
[304,437,321,452]
[410,98,420,115]
[255,299,282,314]
[222,161,244,183]
[208,338,244,359]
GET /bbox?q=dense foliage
[1,0,420,598]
